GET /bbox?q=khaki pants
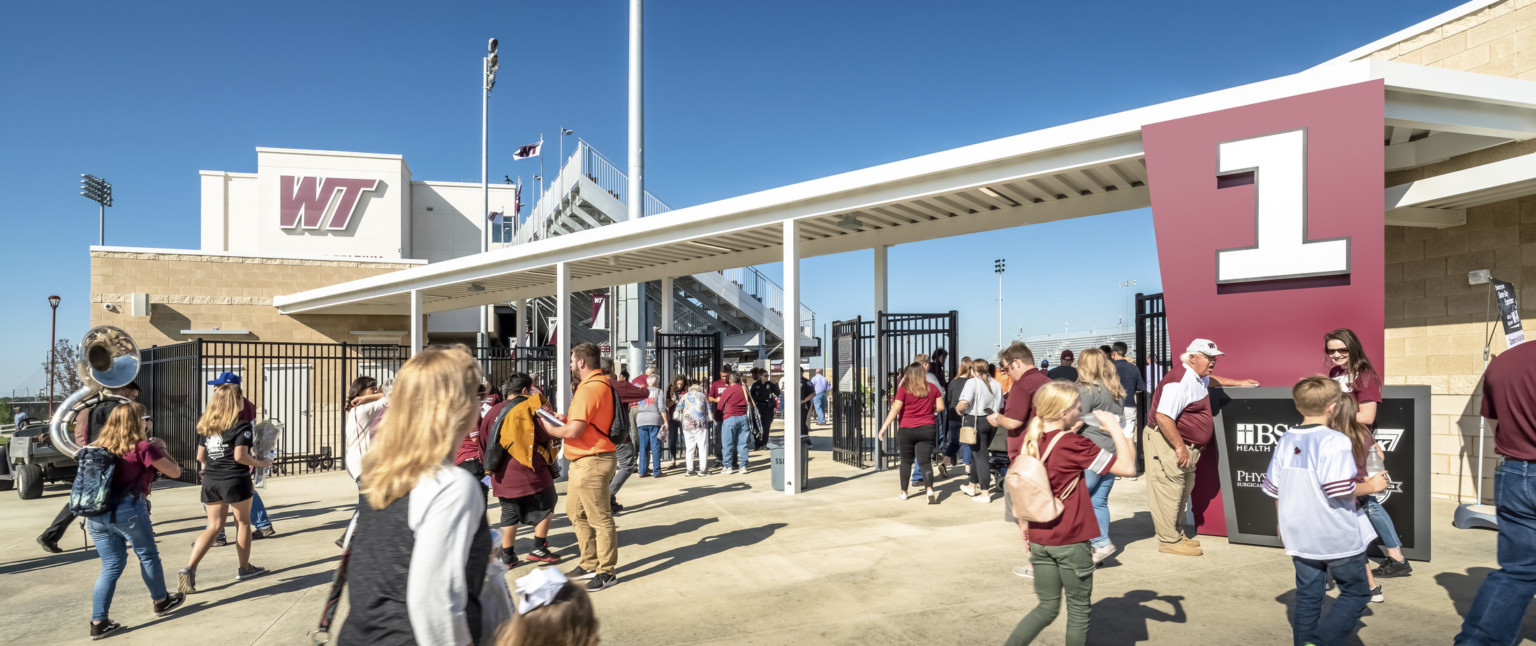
[1143,425,1202,545]
[567,452,618,574]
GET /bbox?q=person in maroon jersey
[1145,339,1258,557]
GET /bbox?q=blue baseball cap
[207,371,242,386]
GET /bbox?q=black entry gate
[1134,293,1171,426]
[655,332,723,459]
[476,346,559,394]
[830,317,877,468]
[830,312,958,470]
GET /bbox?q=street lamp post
[47,295,61,415]
[994,259,1006,349]
[480,37,500,349]
[80,175,114,246]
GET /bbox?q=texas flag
[512,142,542,160]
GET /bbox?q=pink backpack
[1006,432,1082,523]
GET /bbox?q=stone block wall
[1364,0,1536,80]
[90,250,411,347]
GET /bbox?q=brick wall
[1384,196,1536,502]
[90,250,410,346]
[1364,0,1536,80]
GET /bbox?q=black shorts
[201,476,254,505]
[498,488,556,528]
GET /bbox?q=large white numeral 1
[1215,130,1349,284]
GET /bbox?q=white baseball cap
[1185,338,1225,356]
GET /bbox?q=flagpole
[479,40,496,349]
[539,133,545,211]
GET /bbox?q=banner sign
[1213,386,1431,560]
[836,333,855,393]
[591,292,608,331]
[1493,279,1524,348]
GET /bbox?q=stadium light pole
[1119,279,1138,328]
[994,259,1006,350]
[80,174,113,246]
[480,37,499,349]
[48,295,61,415]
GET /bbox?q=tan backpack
[1006,431,1081,523]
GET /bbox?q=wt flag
[513,142,542,160]
[488,211,503,225]
[591,292,608,330]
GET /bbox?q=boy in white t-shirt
[1261,377,1390,646]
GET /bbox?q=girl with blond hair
[82,402,185,638]
[180,383,272,594]
[338,345,502,646]
[1330,396,1391,604]
[1074,348,1126,565]
[1008,381,1138,646]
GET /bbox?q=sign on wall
[1213,386,1431,561]
[1141,81,1386,537]
[278,175,381,231]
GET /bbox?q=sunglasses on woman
[1325,348,1349,356]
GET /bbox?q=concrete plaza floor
[0,425,1529,645]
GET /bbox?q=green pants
[1006,542,1094,646]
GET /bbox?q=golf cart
[0,418,77,499]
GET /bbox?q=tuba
[48,326,141,459]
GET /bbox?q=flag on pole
[591,292,608,331]
[488,210,503,225]
[514,182,523,218]
[513,142,542,160]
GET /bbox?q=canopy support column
[783,219,802,495]
[409,289,424,354]
[557,262,572,413]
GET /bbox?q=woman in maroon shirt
[878,363,945,503]
[1009,381,1138,645]
[1325,328,1412,580]
[83,402,186,638]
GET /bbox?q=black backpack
[602,382,630,444]
[69,446,119,519]
[482,395,528,474]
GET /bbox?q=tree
[0,399,12,425]
[42,339,83,403]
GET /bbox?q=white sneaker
[1012,565,1033,578]
[959,483,977,497]
[1091,544,1115,564]
[972,493,991,504]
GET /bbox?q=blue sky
[0,0,1449,394]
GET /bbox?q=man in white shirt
[1145,339,1259,556]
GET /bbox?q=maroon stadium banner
[1142,81,1386,536]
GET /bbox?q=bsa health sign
[1213,386,1432,561]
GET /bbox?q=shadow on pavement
[615,482,752,516]
[1435,566,1536,643]
[1272,588,1370,646]
[1107,510,1155,549]
[621,522,787,582]
[1087,589,1188,645]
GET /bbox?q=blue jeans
[213,490,271,540]
[721,415,751,470]
[1084,469,1116,549]
[1457,459,1536,645]
[1292,552,1370,646]
[813,391,828,423]
[636,425,662,475]
[1362,496,1402,550]
[87,497,168,622]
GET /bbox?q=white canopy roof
[275,60,1536,317]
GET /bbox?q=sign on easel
[1493,279,1524,348]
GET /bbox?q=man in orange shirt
[541,342,621,592]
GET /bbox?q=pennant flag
[513,142,542,160]
[546,316,559,345]
[514,182,523,217]
[488,210,503,225]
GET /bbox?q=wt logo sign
[279,176,380,231]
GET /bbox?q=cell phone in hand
[536,408,563,427]
[983,408,994,415]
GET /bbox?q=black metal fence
[134,341,567,484]
[831,317,877,468]
[655,332,723,459]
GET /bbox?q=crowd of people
[33,320,1536,645]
